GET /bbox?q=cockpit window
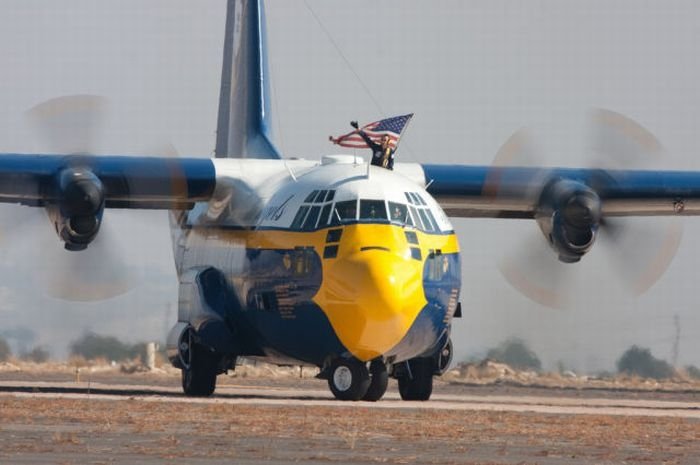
[424,209,438,231]
[334,200,357,223]
[409,206,421,229]
[404,191,429,207]
[302,205,321,230]
[305,191,318,203]
[359,200,388,221]
[319,203,332,227]
[309,196,439,230]
[314,190,328,203]
[291,205,309,230]
[418,209,435,232]
[290,190,340,230]
[388,202,409,224]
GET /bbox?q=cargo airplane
[2,0,700,401]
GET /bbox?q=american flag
[329,113,414,149]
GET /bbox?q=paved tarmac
[1,379,700,418]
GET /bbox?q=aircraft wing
[0,153,215,250]
[0,154,215,209]
[421,164,700,219]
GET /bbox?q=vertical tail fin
[215,0,281,159]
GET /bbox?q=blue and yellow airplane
[1,0,700,401]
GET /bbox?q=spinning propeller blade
[0,95,175,302]
[495,110,681,308]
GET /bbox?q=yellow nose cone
[314,231,427,361]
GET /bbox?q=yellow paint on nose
[313,224,427,361]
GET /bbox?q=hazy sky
[0,0,699,371]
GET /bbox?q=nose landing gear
[327,359,371,401]
[362,360,389,401]
[325,358,390,401]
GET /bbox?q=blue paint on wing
[422,164,700,200]
[0,154,216,207]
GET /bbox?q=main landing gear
[179,328,220,397]
[395,339,453,401]
[364,360,389,401]
[396,357,433,401]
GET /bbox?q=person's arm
[357,130,380,152]
[350,121,381,152]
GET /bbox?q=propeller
[27,94,108,155]
[25,95,135,301]
[493,110,682,309]
[0,94,174,302]
[588,109,682,294]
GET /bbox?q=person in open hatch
[350,120,395,170]
[329,113,413,171]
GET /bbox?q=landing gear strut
[327,359,370,401]
[180,328,219,397]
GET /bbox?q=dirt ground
[0,362,699,464]
[1,394,698,465]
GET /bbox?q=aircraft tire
[328,359,370,401]
[181,339,218,397]
[398,358,433,401]
[362,360,389,401]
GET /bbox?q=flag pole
[392,113,414,154]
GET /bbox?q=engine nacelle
[47,168,105,251]
[535,179,601,263]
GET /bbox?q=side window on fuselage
[426,252,449,281]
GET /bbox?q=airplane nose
[314,246,427,361]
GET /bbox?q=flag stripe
[330,114,413,150]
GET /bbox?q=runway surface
[1,379,700,418]
[1,376,699,464]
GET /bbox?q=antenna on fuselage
[284,160,297,182]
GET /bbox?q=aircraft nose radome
[314,248,427,361]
